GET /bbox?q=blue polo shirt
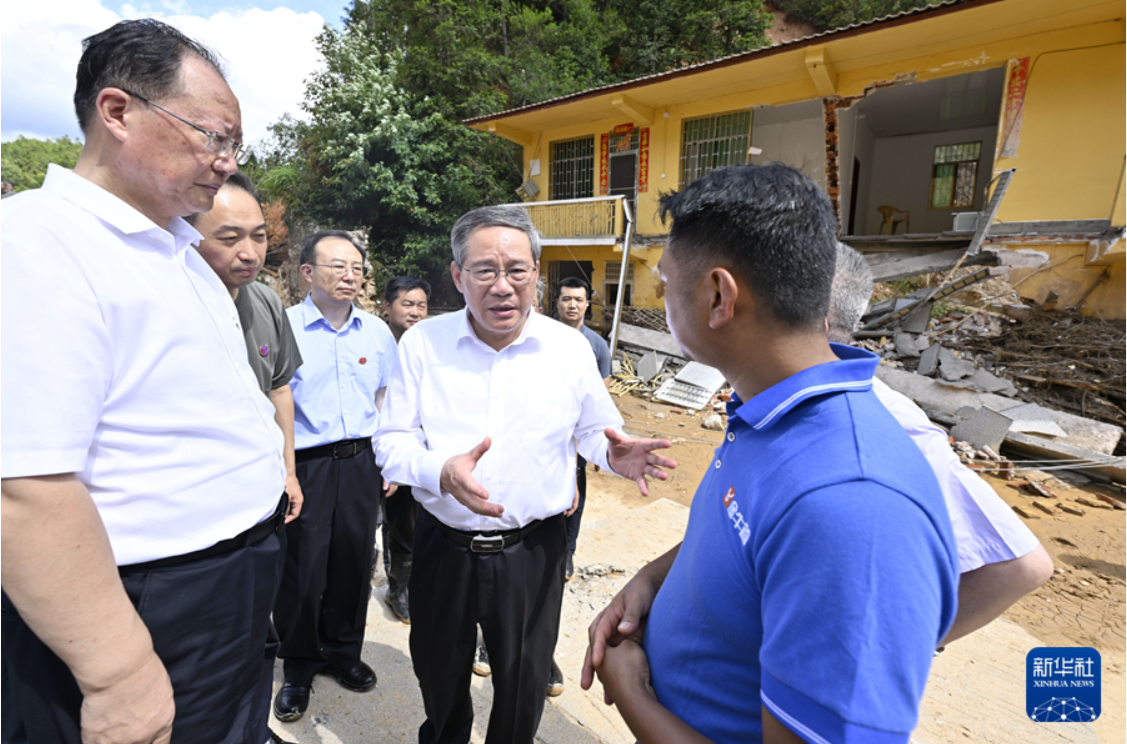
[644,344,958,743]
[288,295,397,449]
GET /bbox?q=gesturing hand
[439,437,503,517]
[605,428,677,497]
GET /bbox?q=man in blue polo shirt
[581,164,959,743]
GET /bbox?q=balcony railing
[503,196,626,245]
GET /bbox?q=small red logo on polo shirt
[359,357,367,364]
[723,486,736,507]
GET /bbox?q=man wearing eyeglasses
[375,205,676,744]
[271,231,398,723]
[2,19,282,744]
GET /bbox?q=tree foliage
[1,136,83,192]
[258,26,518,286]
[772,0,924,32]
[259,1,772,291]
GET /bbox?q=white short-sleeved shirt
[374,309,623,531]
[1,166,286,565]
[872,377,1041,572]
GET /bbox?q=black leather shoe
[565,553,575,582]
[385,585,410,624]
[547,659,564,697]
[328,661,377,692]
[273,682,310,722]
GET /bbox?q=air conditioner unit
[952,212,978,232]
[515,178,540,201]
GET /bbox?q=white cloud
[1,0,325,147]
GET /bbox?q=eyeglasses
[122,88,252,165]
[459,264,535,286]
[311,262,367,277]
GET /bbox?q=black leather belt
[296,437,371,462]
[436,519,545,553]
[119,491,288,575]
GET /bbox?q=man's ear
[299,263,313,283]
[451,261,464,293]
[707,267,739,330]
[96,88,133,143]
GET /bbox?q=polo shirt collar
[296,293,363,331]
[456,307,543,352]
[730,343,878,432]
[42,164,202,254]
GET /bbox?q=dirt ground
[609,393,1126,743]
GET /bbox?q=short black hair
[384,276,432,305]
[299,229,365,266]
[557,276,592,302]
[184,170,260,226]
[658,164,837,329]
[74,19,225,133]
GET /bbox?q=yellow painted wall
[1004,242,1125,318]
[994,43,1126,222]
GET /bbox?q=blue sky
[1,0,345,146]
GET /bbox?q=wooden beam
[486,122,534,148]
[610,94,654,126]
[804,46,837,97]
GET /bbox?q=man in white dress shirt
[827,242,1053,644]
[375,205,676,744]
[1,19,285,744]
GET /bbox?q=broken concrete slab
[917,343,941,376]
[938,346,976,380]
[617,323,684,358]
[1004,432,1125,484]
[894,332,920,358]
[950,407,1012,452]
[874,366,1122,456]
[635,350,666,381]
[900,301,933,333]
[967,368,1018,397]
[1001,403,1068,438]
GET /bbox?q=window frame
[679,110,752,188]
[549,135,595,201]
[929,141,982,210]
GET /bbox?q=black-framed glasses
[311,262,367,278]
[122,88,252,165]
[459,264,535,286]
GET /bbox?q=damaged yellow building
[467,0,1125,320]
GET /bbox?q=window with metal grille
[930,142,981,209]
[680,111,752,186]
[550,136,595,200]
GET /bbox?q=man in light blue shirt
[272,230,398,724]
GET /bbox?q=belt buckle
[470,534,505,553]
[332,441,356,459]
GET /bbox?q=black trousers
[410,509,567,744]
[1,531,284,744]
[565,454,588,556]
[274,448,382,684]
[382,484,419,584]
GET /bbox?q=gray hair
[826,241,873,344]
[450,205,542,267]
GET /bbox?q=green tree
[773,0,923,32]
[259,25,518,285]
[604,0,772,79]
[1,136,83,192]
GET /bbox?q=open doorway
[838,67,1006,236]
